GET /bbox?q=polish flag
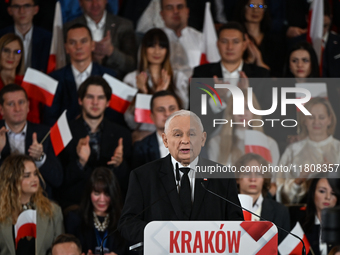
[22,68,58,107]
[47,1,66,74]
[278,222,310,254]
[103,73,138,113]
[134,94,153,124]
[238,194,253,221]
[15,210,36,248]
[200,2,220,65]
[307,0,323,66]
[50,110,72,155]
[245,130,273,163]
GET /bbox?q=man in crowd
[132,90,181,169]
[0,0,51,72]
[57,76,132,209]
[52,234,84,255]
[119,110,243,244]
[0,84,62,198]
[42,23,124,127]
[65,0,137,79]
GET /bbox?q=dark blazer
[132,132,160,169]
[0,120,63,199]
[64,12,137,79]
[118,154,244,245]
[0,26,51,73]
[323,32,340,78]
[57,117,132,209]
[261,198,290,244]
[42,62,125,127]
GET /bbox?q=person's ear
[162,133,168,148]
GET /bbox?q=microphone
[100,175,180,255]
[200,180,306,255]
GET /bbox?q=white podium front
[144,221,278,254]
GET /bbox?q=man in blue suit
[132,91,181,169]
[42,23,125,127]
[0,0,51,73]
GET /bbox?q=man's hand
[77,136,91,167]
[136,72,148,93]
[0,126,8,153]
[94,31,114,57]
[28,132,44,161]
[286,26,307,38]
[107,138,123,167]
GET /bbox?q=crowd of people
[0,0,339,254]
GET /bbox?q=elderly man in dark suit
[0,84,63,199]
[119,110,243,246]
[64,0,137,79]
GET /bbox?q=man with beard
[56,76,132,209]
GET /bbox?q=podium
[143,221,278,254]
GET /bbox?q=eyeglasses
[10,4,35,10]
[2,48,22,55]
[246,3,267,9]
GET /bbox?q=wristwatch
[37,152,45,161]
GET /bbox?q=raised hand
[107,138,123,167]
[0,126,8,153]
[136,72,148,93]
[77,136,91,167]
[28,132,44,160]
[155,69,170,92]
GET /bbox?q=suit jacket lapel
[260,198,274,221]
[158,155,185,219]
[25,122,32,154]
[1,221,15,255]
[36,211,48,255]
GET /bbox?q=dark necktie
[179,167,192,219]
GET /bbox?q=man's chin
[85,112,103,120]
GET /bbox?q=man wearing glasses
[0,0,51,73]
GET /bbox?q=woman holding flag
[0,154,63,255]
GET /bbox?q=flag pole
[40,130,51,144]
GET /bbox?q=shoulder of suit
[106,12,133,27]
[132,156,168,174]
[32,26,52,37]
[49,64,71,78]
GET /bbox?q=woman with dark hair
[123,28,188,141]
[232,0,286,76]
[0,154,63,255]
[65,167,128,255]
[302,177,339,255]
[284,41,320,78]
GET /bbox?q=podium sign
[144,221,278,255]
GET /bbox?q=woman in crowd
[235,153,290,243]
[302,177,339,255]
[232,0,286,76]
[65,167,128,255]
[123,28,188,141]
[0,154,63,255]
[277,97,340,204]
[0,33,41,123]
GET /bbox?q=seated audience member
[277,98,340,204]
[42,23,122,127]
[160,0,204,78]
[0,0,51,73]
[232,0,286,76]
[57,76,132,209]
[118,110,243,244]
[0,154,63,255]
[51,234,84,255]
[235,153,290,243]
[124,28,188,141]
[65,167,129,254]
[64,0,136,79]
[301,177,339,255]
[132,90,181,169]
[0,33,42,123]
[0,84,63,198]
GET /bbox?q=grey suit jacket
[0,203,63,255]
[65,12,137,78]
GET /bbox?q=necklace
[93,211,109,232]
[22,202,35,210]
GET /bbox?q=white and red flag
[200,2,220,65]
[14,209,36,249]
[21,68,58,107]
[50,110,72,155]
[278,222,311,254]
[134,94,153,124]
[307,0,324,66]
[47,1,66,74]
[245,130,273,163]
[238,194,253,221]
[103,73,138,113]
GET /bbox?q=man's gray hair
[164,110,204,134]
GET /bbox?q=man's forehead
[4,91,26,101]
[67,28,90,40]
[219,29,243,39]
[169,116,201,129]
[85,85,105,95]
[163,0,186,6]
[11,0,34,4]
[154,96,178,107]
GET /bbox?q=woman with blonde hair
[0,154,63,255]
[277,97,340,204]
